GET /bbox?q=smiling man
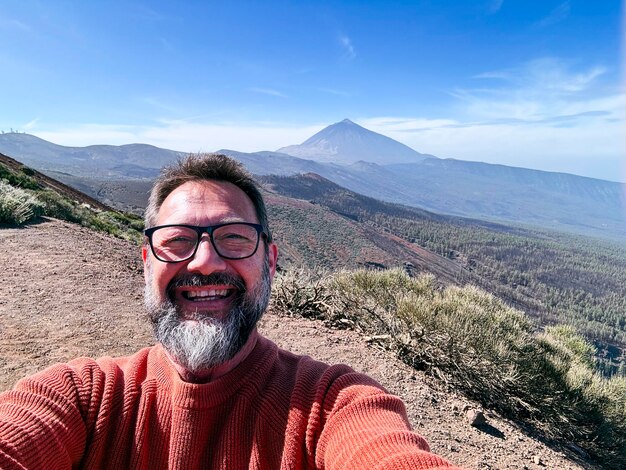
[0,154,462,469]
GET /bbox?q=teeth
[187,289,229,299]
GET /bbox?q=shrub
[0,164,40,190]
[271,267,334,320]
[89,211,143,243]
[35,189,81,222]
[32,191,143,243]
[0,181,43,225]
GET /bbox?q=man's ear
[267,243,278,278]
[142,245,150,284]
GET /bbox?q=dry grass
[0,180,43,225]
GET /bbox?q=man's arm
[314,371,464,470]
[0,362,97,469]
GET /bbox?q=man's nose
[185,235,228,274]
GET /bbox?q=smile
[182,288,233,301]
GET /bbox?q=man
[0,154,461,469]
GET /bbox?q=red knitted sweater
[0,335,461,469]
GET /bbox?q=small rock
[533,455,542,466]
[451,400,469,413]
[466,409,486,427]
[566,443,589,459]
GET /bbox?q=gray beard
[144,257,271,374]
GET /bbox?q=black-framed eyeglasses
[144,222,266,263]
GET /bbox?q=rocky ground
[0,219,596,469]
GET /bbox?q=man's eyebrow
[213,217,254,224]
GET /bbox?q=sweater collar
[151,334,277,409]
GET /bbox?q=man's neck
[164,330,259,383]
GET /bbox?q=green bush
[35,189,81,222]
[32,191,143,243]
[0,164,40,190]
[0,181,43,225]
[89,211,143,243]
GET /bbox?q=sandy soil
[0,219,596,469]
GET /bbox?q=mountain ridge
[1,123,625,241]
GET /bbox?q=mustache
[166,272,246,297]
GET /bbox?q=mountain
[277,118,434,164]
[0,132,184,178]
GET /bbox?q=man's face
[142,180,278,373]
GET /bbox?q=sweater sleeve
[0,360,103,470]
[314,370,464,470]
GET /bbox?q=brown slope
[0,152,114,211]
[266,192,468,285]
[0,219,593,469]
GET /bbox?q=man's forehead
[167,180,247,202]
[158,180,257,219]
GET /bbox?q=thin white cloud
[23,118,39,130]
[0,18,32,33]
[140,97,181,114]
[316,87,352,97]
[458,58,611,123]
[248,87,288,98]
[339,34,356,60]
[473,58,606,94]
[358,56,624,182]
[487,0,504,14]
[533,1,571,29]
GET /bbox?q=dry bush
[271,267,335,320]
[0,181,43,225]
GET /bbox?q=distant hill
[348,158,626,241]
[0,132,184,178]
[277,118,434,164]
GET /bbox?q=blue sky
[1,1,624,181]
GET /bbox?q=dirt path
[0,219,594,469]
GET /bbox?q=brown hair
[144,153,272,242]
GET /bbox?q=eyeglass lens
[150,224,260,261]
